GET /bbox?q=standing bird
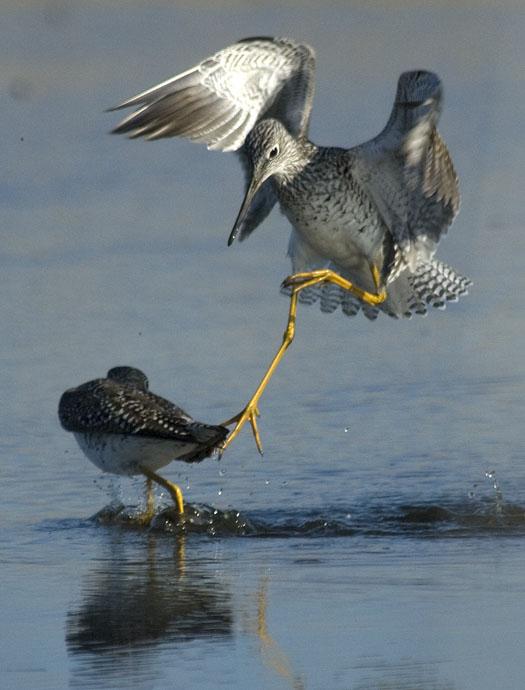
[110,37,471,453]
[58,366,228,518]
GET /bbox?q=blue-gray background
[2,2,525,689]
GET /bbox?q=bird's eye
[268,146,279,159]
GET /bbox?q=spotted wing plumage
[352,71,460,270]
[111,36,316,151]
[58,378,228,451]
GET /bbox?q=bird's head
[107,366,149,391]
[228,118,300,245]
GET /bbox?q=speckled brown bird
[59,366,228,516]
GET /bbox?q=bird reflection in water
[66,535,232,673]
[66,535,303,689]
[253,576,305,690]
[66,532,452,689]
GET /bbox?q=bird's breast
[277,164,385,267]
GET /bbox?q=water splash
[93,475,123,503]
[88,495,525,538]
[485,469,504,517]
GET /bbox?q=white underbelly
[74,432,198,476]
[283,208,377,271]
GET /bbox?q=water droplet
[344,427,350,433]
[265,480,270,486]
[218,488,222,496]
[484,470,504,513]
[219,468,226,477]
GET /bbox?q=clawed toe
[220,403,263,456]
[281,271,326,290]
[281,275,300,289]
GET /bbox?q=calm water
[3,2,525,689]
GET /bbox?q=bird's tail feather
[407,259,471,309]
[280,259,471,320]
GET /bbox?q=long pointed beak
[228,166,268,246]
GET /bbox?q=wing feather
[352,70,459,268]
[111,36,316,151]
[58,379,227,446]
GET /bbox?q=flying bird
[111,37,471,453]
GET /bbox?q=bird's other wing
[111,36,316,151]
[351,70,459,269]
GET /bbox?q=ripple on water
[85,496,525,539]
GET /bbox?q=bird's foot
[220,402,263,456]
[281,270,328,291]
[282,269,387,306]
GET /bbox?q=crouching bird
[58,366,228,520]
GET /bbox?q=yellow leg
[220,289,299,455]
[220,268,386,455]
[130,477,156,526]
[139,465,184,515]
[145,477,155,516]
[369,262,383,292]
[283,268,387,305]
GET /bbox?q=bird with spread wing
[111,37,471,454]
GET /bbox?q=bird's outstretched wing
[58,379,228,448]
[352,71,460,269]
[111,36,316,151]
